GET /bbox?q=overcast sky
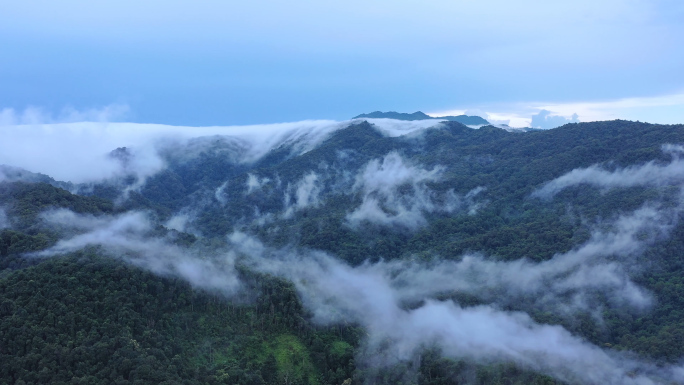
[1,0,683,127]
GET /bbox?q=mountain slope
[2,119,684,384]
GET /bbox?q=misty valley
[3,118,684,385]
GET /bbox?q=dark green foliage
[0,181,117,274]
[0,254,359,385]
[0,182,114,231]
[0,230,53,272]
[418,349,560,385]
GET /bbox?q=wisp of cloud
[533,144,684,199]
[31,200,684,384]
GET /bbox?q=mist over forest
[2,117,684,385]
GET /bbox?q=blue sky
[1,0,683,127]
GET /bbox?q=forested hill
[352,111,490,125]
[127,120,684,263]
[2,119,684,385]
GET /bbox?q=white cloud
[0,207,9,230]
[229,231,684,385]
[357,119,445,136]
[165,213,191,233]
[382,204,673,315]
[0,115,451,185]
[427,109,533,128]
[283,172,323,218]
[245,173,270,195]
[346,152,441,229]
[430,91,684,129]
[37,209,242,295]
[215,181,229,205]
[0,118,345,183]
[31,204,684,384]
[346,152,483,229]
[353,152,442,196]
[536,92,684,124]
[531,110,579,129]
[533,144,684,199]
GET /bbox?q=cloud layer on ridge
[0,118,445,185]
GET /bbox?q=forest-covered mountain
[352,111,490,125]
[2,119,684,385]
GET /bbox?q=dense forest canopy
[1,119,684,385]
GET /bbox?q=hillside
[1,119,684,384]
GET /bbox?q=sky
[1,0,683,128]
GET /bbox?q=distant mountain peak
[353,111,489,125]
[352,111,433,120]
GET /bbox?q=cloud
[462,109,509,126]
[356,119,445,137]
[228,231,684,385]
[0,119,347,184]
[534,92,684,125]
[363,301,682,385]
[463,109,488,119]
[428,108,532,128]
[346,152,483,229]
[283,172,323,218]
[0,165,50,184]
[533,144,684,199]
[530,109,580,129]
[214,181,229,205]
[353,152,442,195]
[0,207,9,230]
[165,213,192,233]
[0,117,448,186]
[36,209,241,295]
[431,91,684,131]
[382,204,675,316]
[245,173,270,195]
[31,204,684,384]
[444,186,486,215]
[0,122,162,185]
[346,152,442,229]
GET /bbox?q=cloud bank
[0,117,445,185]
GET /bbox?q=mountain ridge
[353,110,490,125]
